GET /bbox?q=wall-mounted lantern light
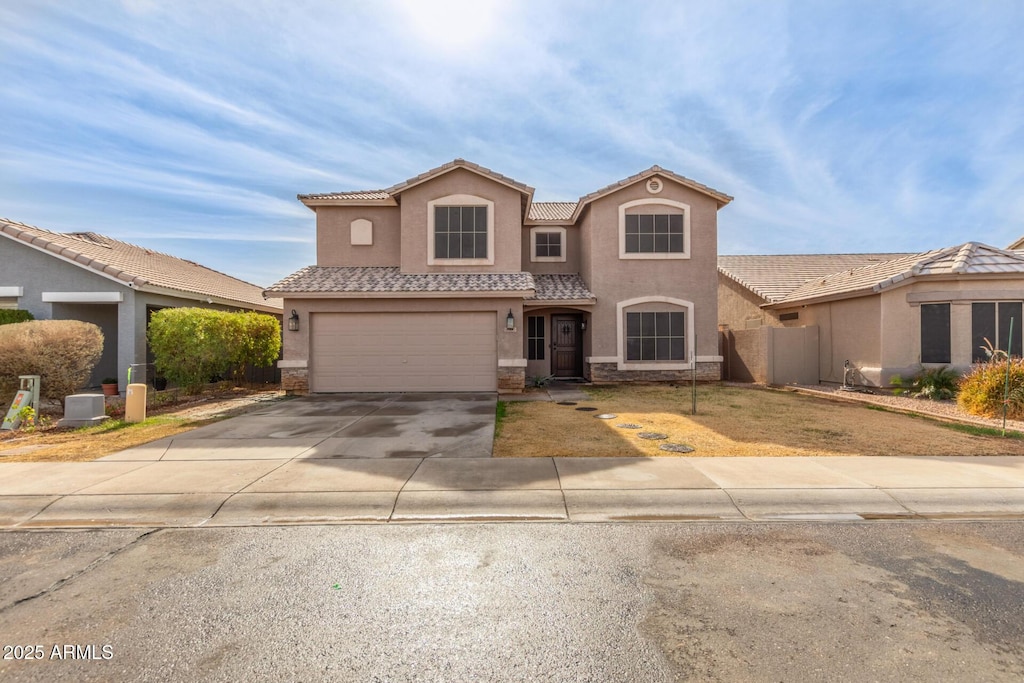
[288,309,300,332]
[581,319,587,332]
[506,309,515,331]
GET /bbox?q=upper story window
[435,206,487,259]
[427,194,495,265]
[618,198,691,260]
[530,226,567,263]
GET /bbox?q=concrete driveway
[121,392,498,460]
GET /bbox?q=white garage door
[311,312,497,392]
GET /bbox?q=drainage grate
[616,423,643,429]
[594,413,617,419]
[575,406,598,412]
[659,443,695,453]
[637,432,668,440]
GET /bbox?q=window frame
[527,315,545,361]
[920,302,951,364]
[426,194,495,266]
[972,301,1023,361]
[625,311,686,362]
[615,296,695,371]
[618,198,691,260]
[529,227,567,263]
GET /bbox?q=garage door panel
[311,312,497,392]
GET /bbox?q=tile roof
[266,266,535,294]
[297,190,391,201]
[771,243,1024,306]
[718,253,914,303]
[528,202,578,222]
[578,165,733,210]
[0,218,282,312]
[527,274,595,302]
[385,158,534,196]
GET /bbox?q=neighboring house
[0,218,284,389]
[718,243,1024,386]
[1009,235,1024,250]
[266,159,732,393]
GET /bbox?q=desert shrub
[0,320,104,404]
[957,358,1024,419]
[148,308,281,393]
[0,310,34,326]
[889,365,959,400]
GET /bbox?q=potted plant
[101,377,119,397]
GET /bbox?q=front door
[551,315,582,377]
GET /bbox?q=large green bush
[957,358,1024,419]
[0,309,34,325]
[0,320,104,405]
[148,308,281,393]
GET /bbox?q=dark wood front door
[551,315,582,377]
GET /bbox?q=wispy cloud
[2,0,1023,286]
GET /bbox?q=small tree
[148,308,281,393]
[0,320,103,405]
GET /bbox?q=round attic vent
[646,178,663,194]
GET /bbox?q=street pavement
[1,391,1023,528]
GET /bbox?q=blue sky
[2,1,1023,287]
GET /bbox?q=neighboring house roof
[528,202,577,222]
[718,253,914,303]
[526,274,596,304]
[265,266,535,296]
[769,242,1024,307]
[1009,235,1024,250]
[0,218,283,312]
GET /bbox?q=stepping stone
[556,401,577,406]
[575,407,598,412]
[637,432,668,440]
[615,423,643,429]
[660,443,695,453]
[594,414,617,419]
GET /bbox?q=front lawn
[494,384,1024,457]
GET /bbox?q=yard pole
[1004,317,1014,437]
[691,332,697,416]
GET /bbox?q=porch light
[288,309,300,332]
[581,319,587,332]
[506,309,515,331]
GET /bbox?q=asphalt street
[1,521,1022,682]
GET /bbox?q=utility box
[58,394,109,428]
[125,383,147,423]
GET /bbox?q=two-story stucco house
[266,159,731,393]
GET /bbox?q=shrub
[0,310,34,326]
[148,308,281,393]
[0,320,104,405]
[958,358,1024,419]
[889,365,959,400]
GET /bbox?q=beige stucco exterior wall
[777,297,881,385]
[398,168,524,274]
[581,179,722,365]
[717,274,782,330]
[315,205,401,267]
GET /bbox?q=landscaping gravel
[789,384,1024,433]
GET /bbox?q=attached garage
[310,311,497,392]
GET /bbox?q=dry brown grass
[493,384,1024,457]
[0,389,284,463]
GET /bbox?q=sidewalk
[2,454,1023,528]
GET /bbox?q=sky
[2,0,1023,288]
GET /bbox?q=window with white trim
[625,311,686,361]
[529,226,567,263]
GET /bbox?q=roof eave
[298,197,398,208]
[524,298,596,307]
[265,289,535,299]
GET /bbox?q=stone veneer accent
[281,367,309,395]
[586,361,721,383]
[497,366,525,393]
